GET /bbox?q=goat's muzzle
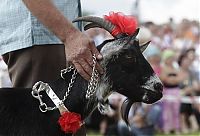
[141,87,163,104]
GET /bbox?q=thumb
[90,41,103,60]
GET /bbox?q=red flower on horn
[104,12,138,37]
[58,112,82,134]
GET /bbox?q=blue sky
[82,0,199,24]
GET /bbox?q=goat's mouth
[141,88,163,104]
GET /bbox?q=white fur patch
[95,74,112,101]
[141,74,162,92]
[101,40,124,58]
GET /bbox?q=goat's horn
[73,16,115,34]
[121,98,134,126]
[140,41,151,52]
[84,22,102,31]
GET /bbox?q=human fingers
[88,42,104,74]
[95,62,104,75]
[79,58,93,77]
[88,60,104,74]
[89,40,103,60]
[73,61,91,81]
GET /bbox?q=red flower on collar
[104,12,138,37]
[58,112,82,134]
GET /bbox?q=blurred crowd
[0,18,199,136]
[85,18,200,136]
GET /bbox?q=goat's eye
[125,55,137,62]
[125,54,132,59]
[133,57,137,63]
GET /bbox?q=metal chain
[62,67,77,102]
[86,55,99,99]
[32,54,100,112]
[60,65,75,79]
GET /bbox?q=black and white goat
[0,16,163,136]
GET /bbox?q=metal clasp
[32,81,49,112]
[39,103,48,113]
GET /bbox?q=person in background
[178,52,199,134]
[160,49,182,134]
[185,48,199,82]
[186,48,200,128]
[143,44,164,131]
[130,103,161,136]
[144,45,161,76]
[161,25,174,50]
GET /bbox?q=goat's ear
[128,39,139,49]
[97,44,104,51]
[131,28,140,40]
[125,28,140,47]
[97,39,115,51]
[140,41,150,53]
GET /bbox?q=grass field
[87,131,200,136]
[156,132,200,136]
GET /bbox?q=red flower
[104,12,138,37]
[58,112,82,134]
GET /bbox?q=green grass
[156,131,200,136]
[87,130,101,136]
[87,131,200,136]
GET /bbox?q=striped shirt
[0,0,81,55]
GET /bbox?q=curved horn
[84,22,102,31]
[121,98,134,126]
[73,16,115,35]
[121,99,140,126]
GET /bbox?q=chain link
[60,65,75,79]
[32,54,100,112]
[86,55,99,99]
[62,68,77,102]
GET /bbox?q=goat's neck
[95,68,113,102]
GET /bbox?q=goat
[0,16,163,136]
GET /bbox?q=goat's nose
[154,83,163,92]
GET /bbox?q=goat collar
[32,81,83,134]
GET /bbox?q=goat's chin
[141,88,163,104]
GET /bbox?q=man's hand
[64,30,104,81]
[22,0,104,81]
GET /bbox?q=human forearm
[22,0,78,43]
[22,0,104,80]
